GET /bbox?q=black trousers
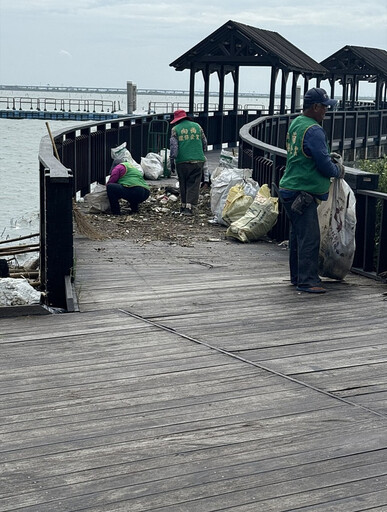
[176,161,204,206]
[107,184,150,214]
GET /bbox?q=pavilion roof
[170,20,328,77]
[321,46,387,82]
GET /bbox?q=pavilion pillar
[350,76,356,109]
[217,66,225,112]
[269,66,279,115]
[342,74,347,110]
[202,64,210,113]
[375,78,382,109]
[355,76,360,101]
[280,70,289,114]
[232,66,240,111]
[290,72,300,113]
[329,76,335,98]
[304,76,310,96]
[189,66,196,114]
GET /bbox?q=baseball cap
[303,88,337,108]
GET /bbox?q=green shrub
[356,155,387,193]
[355,155,387,274]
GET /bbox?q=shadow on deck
[1,166,387,510]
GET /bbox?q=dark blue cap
[303,88,337,108]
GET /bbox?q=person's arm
[107,164,126,184]
[201,128,208,152]
[169,129,178,172]
[303,125,341,178]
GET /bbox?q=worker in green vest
[169,109,207,216]
[279,88,345,294]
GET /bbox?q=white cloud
[59,50,72,59]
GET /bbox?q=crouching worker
[107,161,150,215]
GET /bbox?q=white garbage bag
[83,183,110,213]
[318,178,357,280]
[0,278,41,306]
[141,152,164,180]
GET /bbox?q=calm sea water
[0,90,269,240]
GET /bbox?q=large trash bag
[221,184,254,226]
[318,178,357,280]
[226,184,279,242]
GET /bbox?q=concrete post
[126,81,137,114]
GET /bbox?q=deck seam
[118,308,387,420]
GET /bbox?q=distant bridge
[0,84,271,98]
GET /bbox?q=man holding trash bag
[279,87,345,294]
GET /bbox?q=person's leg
[282,200,299,285]
[185,162,204,208]
[282,197,321,288]
[123,187,150,213]
[293,200,321,288]
[106,183,124,215]
[176,164,187,209]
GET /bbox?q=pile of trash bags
[111,142,170,180]
[209,150,279,242]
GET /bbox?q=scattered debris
[76,184,225,246]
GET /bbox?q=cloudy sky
[0,0,386,95]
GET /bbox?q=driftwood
[0,244,40,256]
[9,271,39,279]
[0,233,39,245]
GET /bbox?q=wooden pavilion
[321,46,387,109]
[169,20,328,115]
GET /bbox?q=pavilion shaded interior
[170,20,387,114]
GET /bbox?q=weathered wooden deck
[1,157,387,510]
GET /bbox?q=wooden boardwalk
[1,174,387,510]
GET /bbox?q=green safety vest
[279,115,331,195]
[173,120,205,164]
[118,162,150,189]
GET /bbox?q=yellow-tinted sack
[226,184,278,242]
[222,184,253,226]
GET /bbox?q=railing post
[42,170,74,309]
[378,200,387,274]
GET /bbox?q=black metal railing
[239,112,387,280]
[0,96,121,113]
